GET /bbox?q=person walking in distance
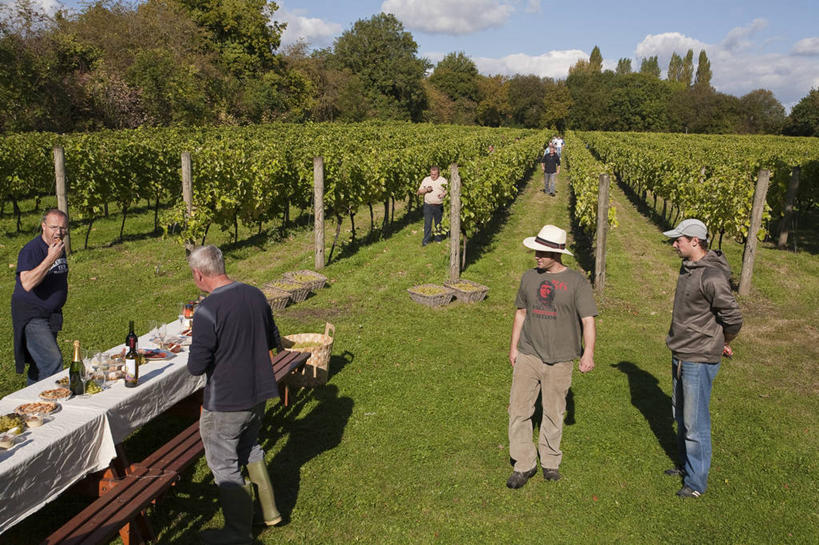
[540,144,560,196]
[663,219,742,498]
[416,165,448,246]
[186,245,285,543]
[506,225,597,489]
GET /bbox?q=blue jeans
[200,403,266,487]
[25,317,64,385]
[422,203,443,245]
[671,358,720,493]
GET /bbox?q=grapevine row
[577,131,819,242]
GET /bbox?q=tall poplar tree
[639,56,660,78]
[694,50,712,89]
[589,45,603,72]
[667,53,683,82]
[615,58,632,75]
[682,49,695,86]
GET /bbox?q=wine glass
[82,347,96,381]
[155,322,168,349]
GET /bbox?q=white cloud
[472,49,589,78]
[525,0,542,14]
[634,23,819,109]
[0,0,63,15]
[635,32,707,63]
[792,37,819,56]
[277,3,343,49]
[382,0,514,35]
[720,18,767,52]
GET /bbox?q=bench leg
[118,510,155,545]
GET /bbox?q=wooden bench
[41,466,178,545]
[45,350,310,545]
[272,349,311,407]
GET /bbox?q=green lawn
[1,170,817,544]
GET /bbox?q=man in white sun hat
[662,218,742,499]
[506,225,597,489]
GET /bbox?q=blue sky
[23,0,819,109]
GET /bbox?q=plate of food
[55,376,69,387]
[39,387,72,401]
[139,348,172,360]
[0,413,25,434]
[15,401,60,416]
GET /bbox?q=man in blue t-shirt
[11,208,69,384]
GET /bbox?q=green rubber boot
[200,482,254,545]
[246,460,283,526]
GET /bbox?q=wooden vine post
[314,156,325,270]
[593,174,610,291]
[448,164,462,282]
[776,166,800,250]
[53,146,71,255]
[738,169,770,296]
[181,152,193,254]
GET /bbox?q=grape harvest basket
[443,279,489,303]
[407,284,455,307]
[261,283,292,311]
[267,279,311,304]
[283,322,335,387]
[283,270,328,291]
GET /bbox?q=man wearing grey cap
[506,225,597,489]
[663,219,742,498]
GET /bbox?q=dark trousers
[423,203,443,245]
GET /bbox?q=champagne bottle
[124,321,139,388]
[69,340,84,395]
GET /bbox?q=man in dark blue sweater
[187,245,284,544]
[12,208,69,384]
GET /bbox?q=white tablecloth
[0,320,204,534]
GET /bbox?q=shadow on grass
[330,204,424,265]
[266,384,354,522]
[615,175,674,234]
[612,361,677,464]
[566,185,596,278]
[783,207,819,255]
[462,170,534,270]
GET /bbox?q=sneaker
[676,486,701,498]
[542,468,562,481]
[664,467,683,476]
[506,467,537,489]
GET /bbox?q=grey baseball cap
[663,219,708,241]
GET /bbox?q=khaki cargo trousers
[508,353,573,472]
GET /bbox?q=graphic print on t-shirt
[49,257,67,275]
[534,279,567,319]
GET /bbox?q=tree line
[2,0,817,136]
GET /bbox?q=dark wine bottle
[124,321,139,388]
[69,340,84,395]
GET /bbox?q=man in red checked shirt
[506,225,597,489]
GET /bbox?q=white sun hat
[523,224,573,256]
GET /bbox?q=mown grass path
[1,166,816,544]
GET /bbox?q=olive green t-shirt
[515,267,598,364]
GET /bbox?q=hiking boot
[506,467,537,489]
[664,467,683,476]
[676,486,702,498]
[542,468,562,481]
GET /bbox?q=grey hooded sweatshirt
[666,250,743,363]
